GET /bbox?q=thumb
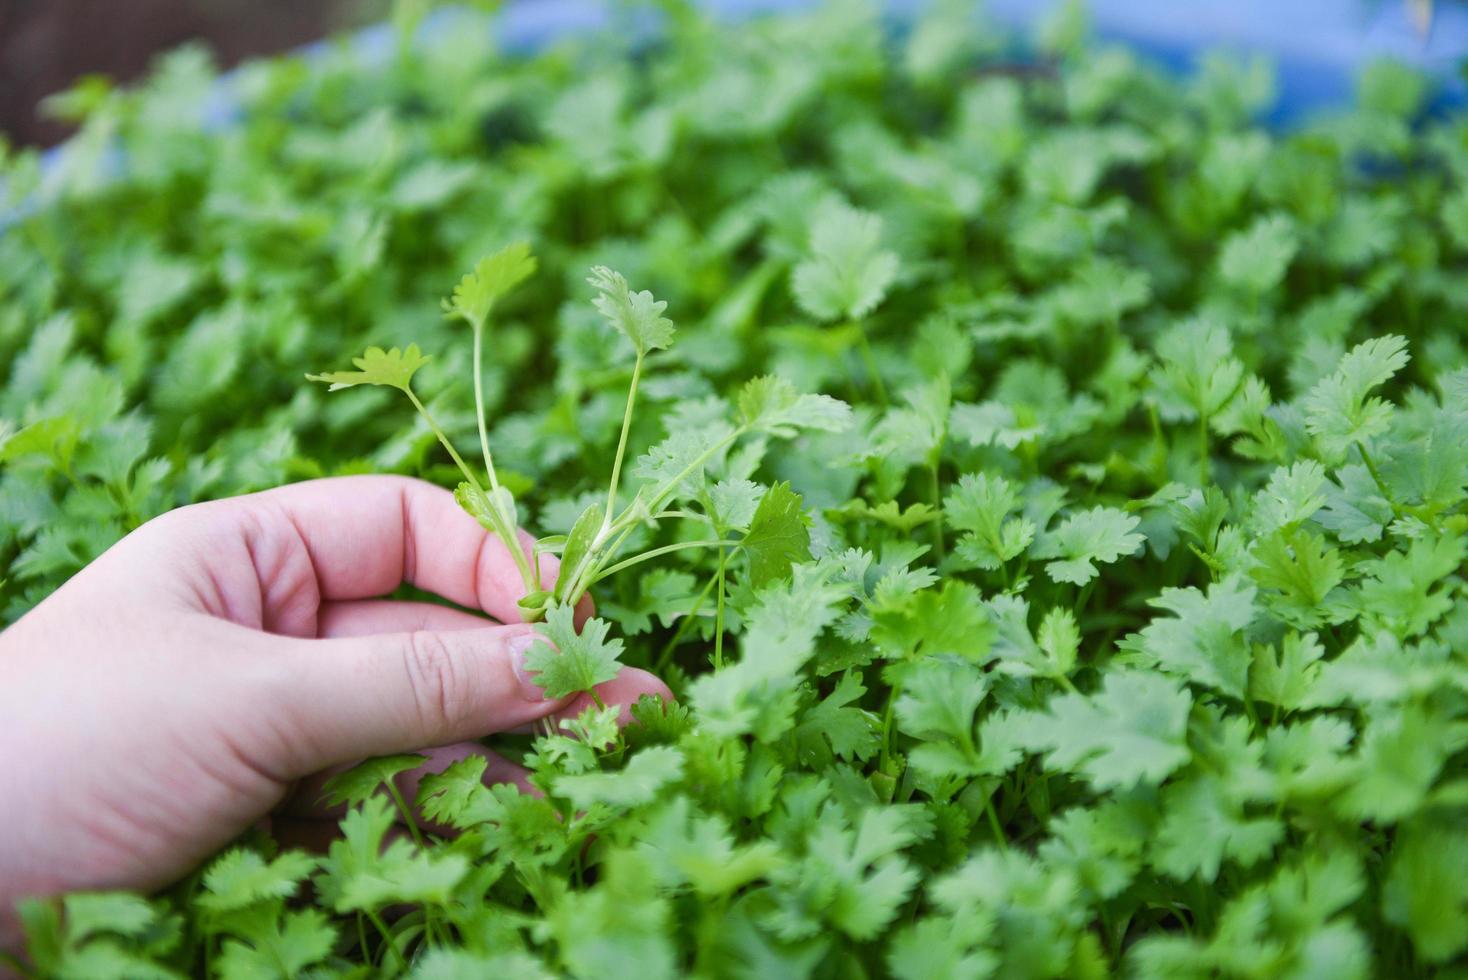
[267,625,566,775]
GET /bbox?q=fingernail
[508,633,548,701]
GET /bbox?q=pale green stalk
[405,387,537,591]
[604,354,644,531]
[471,320,502,494]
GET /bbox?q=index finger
[243,475,562,625]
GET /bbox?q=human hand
[0,475,670,949]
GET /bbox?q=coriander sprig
[309,247,851,666]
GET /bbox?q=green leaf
[1123,574,1256,698]
[442,242,538,327]
[1249,632,1326,714]
[1034,506,1143,585]
[1250,460,1328,533]
[741,482,811,589]
[216,908,338,980]
[1217,212,1297,295]
[791,196,899,322]
[1302,335,1410,458]
[523,604,625,699]
[587,266,676,356]
[1153,316,1244,420]
[945,472,1035,570]
[199,850,320,912]
[1383,821,1468,963]
[1018,670,1193,790]
[62,893,159,942]
[319,754,427,807]
[554,746,684,810]
[1150,774,1283,881]
[306,344,431,393]
[554,500,604,601]
[737,375,854,435]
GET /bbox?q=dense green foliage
[5,0,1468,975]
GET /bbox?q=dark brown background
[0,0,374,147]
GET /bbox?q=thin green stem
[406,388,536,591]
[563,523,640,609]
[984,794,1009,851]
[1356,440,1396,509]
[604,354,643,528]
[593,539,739,582]
[471,322,502,493]
[852,320,889,408]
[386,783,425,850]
[713,546,729,670]
[1197,411,1210,486]
[367,909,407,974]
[405,388,484,494]
[878,681,901,775]
[927,460,945,562]
[654,567,721,672]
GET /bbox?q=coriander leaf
[1152,316,1244,421]
[791,196,899,322]
[1150,774,1283,882]
[1249,632,1326,715]
[741,482,811,589]
[1033,506,1143,585]
[216,908,337,980]
[1250,460,1327,533]
[587,266,676,356]
[1217,212,1297,295]
[737,375,854,435]
[796,670,881,764]
[553,746,684,811]
[1383,821,1468,963]
[1123,574,1256,698]
[61,894,159,942]
[945,472,1035,570]
[523,604,625,699]
[1019,670,1193,790]
[442,242,537,327]
[305,344,431,393]
[1302,335,1410,458]
[199,849,320,912]
[319,754,428,808]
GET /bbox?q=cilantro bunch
[5,0,1468,977]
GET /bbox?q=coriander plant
[3,0,1468,976]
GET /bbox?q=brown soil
[0,0,371,147]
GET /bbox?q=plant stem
[852,319,889,408]
[593,539,739,582]
[984,795,1009,850]
[367,909,407,974]
[406,387,537,591]
[386,782,425,850]
[927,460,945,562]
[471,321,502,493]
[713,545,729,669]
[1356,440,1396,509]
[878,680,901,775]
[405,387,483,494]
[604,354,643,528]
[654,567,721,672]
[1197,411,1210,486]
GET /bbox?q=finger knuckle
[402,631,472,737]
